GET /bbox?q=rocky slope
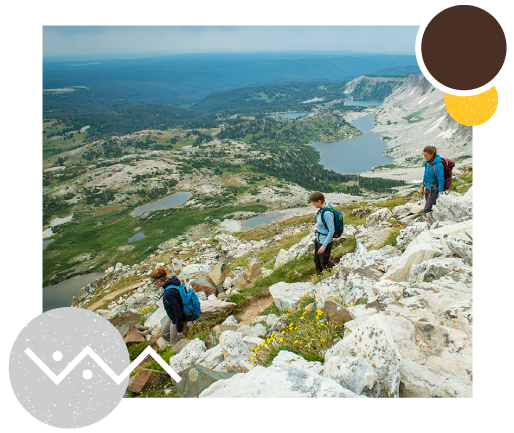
[353,73,473,183]
[74,181,473,398]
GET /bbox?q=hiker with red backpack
[420,146,455,214]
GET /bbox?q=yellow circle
[445,87,498,126]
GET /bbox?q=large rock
[219,330,255,373]
[199,364,365,398]
[324,299,354,326]
[236,324,267,338]
[144,304,168,329]
[198,300,237,321]
[382,221,473,282]
[271,350,323,375]
[204,325,222,349]
[409,257,468,283]
[325,315,402,398]
[445,234,473,266]
[168,338,206,375]
[123,325,146,346]
[195,344,225,370]
[243,336,264,350]
[365,207,392,227]
[400,359,472,398]
[396,222,429,252]
[233,259,262,290]
[432,195,473,223]
[274,248,294,269]
[269,282,315,311]
[175,364,236,398]
[191,279,217,297]
[322,356,376,395]
[128,368,170,393]
[206,262,235,292]
[355,224,394,250]
[384,315,426,364]
[107,310,142,328]
[392,203,414,219]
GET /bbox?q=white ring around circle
[415,0,513,96]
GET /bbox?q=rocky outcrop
[72,171,473,400]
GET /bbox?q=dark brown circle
[421,5,506,91]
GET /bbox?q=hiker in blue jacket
[150,267,186,346]
[420,145,445,214]
[310,191,336,275]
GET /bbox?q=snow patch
[437,128,456,139]
[425,116,446,134]
[417,96,428,105]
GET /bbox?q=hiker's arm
[321,212,335,248]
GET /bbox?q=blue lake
[128,232,147,242]
[43,272,103,312]
[344,100,382,107]
[311,114,393,174]
[133,191,191,217]
[242,212,282,230]
[274,112,310,120]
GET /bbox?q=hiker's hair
[423,146,437,156]
[309,191,325,203]
[150,266,167,282]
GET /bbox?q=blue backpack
[164,284,201,321]
[315,204,344,238]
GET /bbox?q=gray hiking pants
[161,316,185,346]
[424,190,439,214]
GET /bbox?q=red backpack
[431,157,455,191]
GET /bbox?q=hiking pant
[161,316,185,346]
[314,240,335,274]
[424,190,439,214]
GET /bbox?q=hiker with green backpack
[309,191,344,275]
[420,146,455,214]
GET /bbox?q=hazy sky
[43,26,418,59]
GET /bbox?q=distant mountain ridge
[43,53,418,113]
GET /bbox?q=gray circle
[9,308,130,428]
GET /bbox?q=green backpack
[316,204,344,238]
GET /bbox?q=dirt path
[236,293,274,326]
[87,281,142,311]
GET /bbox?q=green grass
[126,380,179,398]
[128,341,150,361]
[43,203,267,286]
[145,348,176,372]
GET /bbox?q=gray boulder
[271,350,323,375]
[195,344,225,370]
[168,338,206,374]
[325,314,402,398]
[409,257,468,283]
[432,195,472,223]
[365,207,392,227]
[396,222,429,252]
[219,330,255,373]
[199,364,366,398]
[175,364,236,398]
[322,356,376,395]
[269,282,315,311]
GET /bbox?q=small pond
[274,112,310,120]
[241,212,282,230]
[133,191,191,217]
[344,100,382,107]
[128,232,147,242]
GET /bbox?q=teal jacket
[315,203,335,248]
[423,155,445,192]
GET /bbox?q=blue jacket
[423,155,445,192]
[162,276,185,333]
[315,203,335,248]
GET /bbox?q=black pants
[314,240,335,275]
[424,190,439,213]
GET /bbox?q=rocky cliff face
[372,74,472,166]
